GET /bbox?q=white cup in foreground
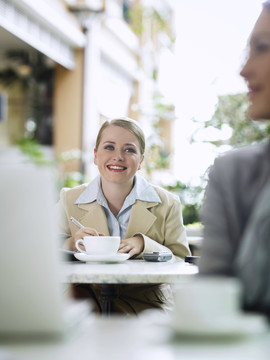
[75,236,120,256]
[172,277,242,330]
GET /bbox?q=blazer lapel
[77,203,110,235]
[76,200,159,238]
[125,201,158,238]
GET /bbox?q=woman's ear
[94,148,97,165]
[138,154,144,170]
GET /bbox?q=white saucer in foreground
[74,252,130,263]
[169,313,268,338]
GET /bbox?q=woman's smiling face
[240,8,270,120]
[94,125,144,187]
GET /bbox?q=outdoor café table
[61,258,198,315]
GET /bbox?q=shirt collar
[133,174,161,203]
[74,176,100,204]
[74,174,161,205]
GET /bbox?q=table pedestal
[100,284,117,315]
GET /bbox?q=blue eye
[105,145,114,150]
[125,148,136,153]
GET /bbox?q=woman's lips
[248,85,262,101]
[107,165,126,172]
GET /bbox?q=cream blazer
[57,182,190,260]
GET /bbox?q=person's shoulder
[150,182,180,203]
[60,183,89,202]
[217,141,268,163]
[209,140,270,186]
[136,174,179,204]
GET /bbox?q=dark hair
[95,117,145,155]
[263,0,270,10]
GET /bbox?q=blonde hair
[95,117,145,155]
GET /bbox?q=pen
[70,216,84,229]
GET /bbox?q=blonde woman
[58,117,190,315]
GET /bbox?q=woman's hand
[74,227,104,241]
[64,227,104,251]
[118,235,144,258]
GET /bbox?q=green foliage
[152,91,175,122]
[205,93,270,147]
[127,2,174,43]
[144,92,175,176]
[17,137,84,190]
[185,222,204,229]
[164,179,205,225]
[182,204,201,225]
[151,8,169,32]
[17,137,50,165]
[186,92,270,224]
[144,144,171,175]
[62,172,85,189]
[165,180,205,205]
[165,180,188,192]
[127,3,145,36]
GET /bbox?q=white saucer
[169,313,268,338]
[74,252,130,263]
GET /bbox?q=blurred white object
[171,277,268,337]
[0,163,90,338]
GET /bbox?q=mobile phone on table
[185,255,200,265]
[142,251,172,262]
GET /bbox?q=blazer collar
[74,175,161,238]
[76,202,110,235]
[125,200,159,238]
[74,174,161,205]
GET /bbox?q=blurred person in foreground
[199,0,270,317]
[57,117,190,315]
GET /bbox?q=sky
[157,0,264,185]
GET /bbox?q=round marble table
[61,259,198,284]
[61,259,198,314]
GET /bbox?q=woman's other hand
[118,235,144,258]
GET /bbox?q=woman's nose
[240,56,252,80]
[113,150,124,161]
[240,63,247,79]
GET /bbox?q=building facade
[0,0,176,182]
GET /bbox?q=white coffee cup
[75,236,120,256]
[171,277,242,330]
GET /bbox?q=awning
[0,0,86,69]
